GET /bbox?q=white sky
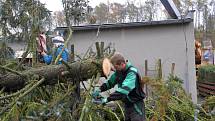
[39,0,167,20]
[39,0,140,12]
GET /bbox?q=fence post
[171,63,175,75]
[145,60,148,98]
[158,59,162,80]
[71,44,74,62]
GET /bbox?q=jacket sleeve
[107,71,136,102]
[100,72,117,92]
[61,48,69,62]
[43,55,52,65]
[55,47,69,64]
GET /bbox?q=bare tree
[143,0,158,21]
[52,11,66,27]
[109,3,126,23]
[126,1,138,22]
[62,0,89,26]
[94,3,109,24]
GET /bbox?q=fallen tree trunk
[0,59,103,91]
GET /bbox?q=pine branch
[54,27,73,64]
[0,77,45,115]
[0,65,23,77]
[0,81,36,100]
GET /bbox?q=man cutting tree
[93,52,146,121]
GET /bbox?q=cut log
[0,59,103,91]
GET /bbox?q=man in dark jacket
[93,52,146,121]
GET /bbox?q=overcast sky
[39,0,142,12]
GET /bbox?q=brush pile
[0,43,214,121]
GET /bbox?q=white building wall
[7,42,27,51]
[70,23,197,103]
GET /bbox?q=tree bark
[0,59,102,91]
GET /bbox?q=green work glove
[92,96,108,105]
[101,97,108,105]
[92,88,101,99]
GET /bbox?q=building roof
[56,18,193,31]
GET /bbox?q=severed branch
[0,77,45,115]
[0,65,23,76]
[0,59,103,92]
[0,81,36,100]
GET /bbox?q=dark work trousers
[124,101,146,121]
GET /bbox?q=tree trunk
[0,59,102,91]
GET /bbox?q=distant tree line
[173,0,215,44]
[0,0,215,44]
[55,0,215,45]
[53,0,162,26]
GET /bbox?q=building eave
[56,18,193,31]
